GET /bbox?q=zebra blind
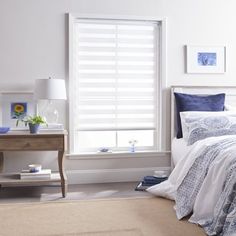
[73,19,159,132]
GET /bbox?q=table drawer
[0,137,64,151]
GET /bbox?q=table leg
[58,150,67,197]
[0,152,3,173]
[0,152,3,188]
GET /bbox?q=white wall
[0,0,236,183]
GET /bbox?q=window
[69,17,161,154]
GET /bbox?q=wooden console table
[0,131,67,197]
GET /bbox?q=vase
[130,144,136,153]
[29,123,40,134]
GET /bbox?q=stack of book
[135,175,168,191]
[20,169,52,180]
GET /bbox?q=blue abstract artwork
[198,52,217,66]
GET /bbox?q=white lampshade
[34,78,67,100]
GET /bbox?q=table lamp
[34,77,67,124]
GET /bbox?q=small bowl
[98,147,110,152]
[0,127,10,134]
[154,170,168,178]
[28,164,42,173]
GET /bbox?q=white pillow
[224,104,236,111]
[180,111,236,145]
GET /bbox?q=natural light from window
[70,18,160,154]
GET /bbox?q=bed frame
[170,86,236,168]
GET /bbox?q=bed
[147,86,236,236]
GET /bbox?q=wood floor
[0,182,150,203]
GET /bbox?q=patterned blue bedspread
[175,137,236,236]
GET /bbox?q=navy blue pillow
[174,92,225,139]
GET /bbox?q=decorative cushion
[180,111,236,145]
[174,93,225,139]
[224,104,236,111]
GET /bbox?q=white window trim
[66,150,171,160]
[68,13,167,155]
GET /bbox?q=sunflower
[14,104,25,113]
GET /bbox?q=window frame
[68,14,167,155]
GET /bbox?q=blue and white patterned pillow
[180,111,236,145]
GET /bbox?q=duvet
[147,135,236,236]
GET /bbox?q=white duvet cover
[171,138,192,165]
[147,135,236,236]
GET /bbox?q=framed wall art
[0,92,36,129]
[186,45,226,74]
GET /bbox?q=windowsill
[66,150,171,160]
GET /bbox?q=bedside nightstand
[0,131,68,197]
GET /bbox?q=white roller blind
[73,19,158,131]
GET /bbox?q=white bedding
[171,138,192,166]
[147,135,236,235]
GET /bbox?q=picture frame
[186,45,226,73]
[0,92,36,129]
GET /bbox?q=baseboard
[67,167,171,184]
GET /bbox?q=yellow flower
[14,104,24,113]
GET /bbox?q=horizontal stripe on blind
[77,29,155,35]
[74,19,158,131]
[78,64,154,70]
[77,56,154,61]
[74,127,156,132]
[77,100,155,105]
[76,74,154,79]
[77,83,154,88]
[76,109,154,115]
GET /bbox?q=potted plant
[16,115,47,134]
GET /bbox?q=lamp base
[40,100,59,124]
